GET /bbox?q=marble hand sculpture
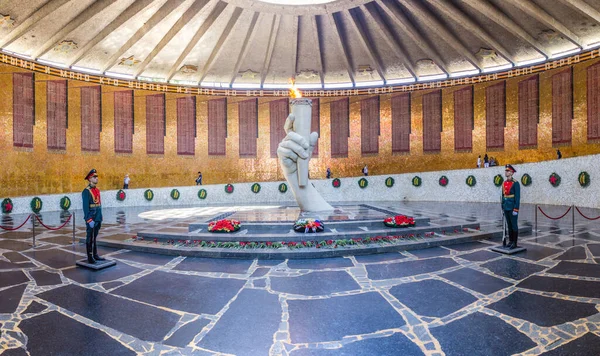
[277,113,333,212]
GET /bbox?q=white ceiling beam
[67,0,155,67]
[101,0,185,72]
[31,0,119,59]
[559,0,600,31]
[397,0,482,70]
[228,12,261,86]
[347,9,386,81]
[310,15,325,86]
[376,0,449,74]
[260,14,281,86]
[197,7,243,82]
[134,0,211,77]
[328,12,355,84]
[0,0,71,48]
[425,0,516,65]
[165,1,228,81]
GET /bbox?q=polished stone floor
[1,202,600,355]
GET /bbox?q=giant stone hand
[277,113,333,212]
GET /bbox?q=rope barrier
[537,206,572,220]
[34,214,72,231]
[575,207,600,221]
[0,214,32,231]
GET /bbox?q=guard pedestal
[76,259,116,270]
[490,246,526,255]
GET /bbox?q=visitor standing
[82,169,105,264]
[362,165,368,176]
[502,164,520,250]
[326,167,331,179]
[484,154,489,168]
[195,172,203,185]
[477,155,481,168]
[123,174,130,189]
[557,149,562,159]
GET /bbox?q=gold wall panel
[2,59,600,197]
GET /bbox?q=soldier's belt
[503,195,514,198]
[89,204,101,208]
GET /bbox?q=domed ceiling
[1,0,599,88]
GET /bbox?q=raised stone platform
[490,246,527,255]
[75,259,117,270]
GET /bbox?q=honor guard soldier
[502,164,521,249]
[82,169,105,263]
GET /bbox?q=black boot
[86,243,96,264]
[513,231,519,249]
[508,232,517,250]
[93,245,105,261]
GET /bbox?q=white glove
[512,211,518,216]
[88,221,95,229]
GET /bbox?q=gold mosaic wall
[2,59,600,197]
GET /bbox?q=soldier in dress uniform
[502,164,520,249]
[82,169,105,264]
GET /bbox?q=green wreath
[251,183,261,194]
[59,196,71,211]
[493,174,504,187]
[278,183,288,193]
[332,178,341,188]
[549,172,561,187]
[385,177,394,188]
[578,171,590,188]
[412,176,422,187]
[439,176,449,187]
[30,197,43,213]
[358,178,368,189]
[1,198,13,214]
[198,189,207,199]
[225,184,234,194]
[116,189,126,201]
[170,189,180,200]
[144,189,154,201]
[466,175,476,187]
[521,174,532,187]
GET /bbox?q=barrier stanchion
[571,204,575,235]
[32,214,36,248]
[72,211,76,245]
[534,204,538,234]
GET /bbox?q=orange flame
[289,78,302,98]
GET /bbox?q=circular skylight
[258,0,338,5]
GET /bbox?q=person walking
[557,149,562,159]
[195,172,203,185]
[82,169,105,264]
[484,154,489,168]
[123,174,130,189]
[326,167,331,179]
[502,164,521,250]
[362,165,368,176]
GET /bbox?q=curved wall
[5,153,599,215]
[2,54,600,197]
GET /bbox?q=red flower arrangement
[293,219,325,233]
[383,215,415,228]
[116,189,126,201]
[208,219,241,233]
[2,198,13,214]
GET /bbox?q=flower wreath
[1,198,13,214]
[208,219,241,233]
[383,215,415,228]
[278,183,288,193]
[549,172,561,187]
[466,175,476,187]
[293,219,325,233]
[412,176,422,187]
[144,189,154,201]
[170,189,180,200]
[30,197,43,213]
[198,189,207,199]
[493,174,504,187]
[332,178,341,188]
[251,183,261,194]
[578,171,590,188]
[116,189,126,201]
[521,174,532,187]
[224,184,234,194]
[439,175,449,187]
[59,196,71,211]
[358,178,368,189]
[385,177,394,188]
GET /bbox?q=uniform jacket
[501,178,520,212]
[82,185,103,223]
